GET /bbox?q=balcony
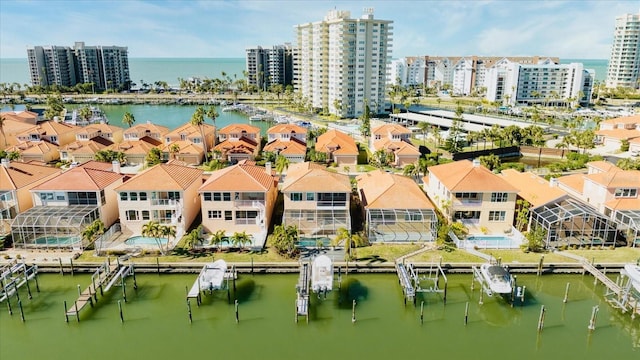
[151,199,179,206]
[453,199,483,207]
[235,200,265,208]
[316,200,347,208]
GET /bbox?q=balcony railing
[235,218,258,225]
[151,199,179,206]
[316,201,347,208]
[235,200,265,207]
[453,199,483,207]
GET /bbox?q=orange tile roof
[163,140,205,155]
[78,160,116,171]
[213,138,258,154]
[6,140,59,155]
[32,166,124,191]
[263,138,307,155]
[372,123,412,136]
[315,129,358,155]
[111,139,160,155]
[60,139,110,154]
[75,123,123,136]
[0,161,61,190]
[281,162,351,192]
[16,121,77,138]
[601,115,640,126]
[166,122,215,138]
[595,129,640,140]
[604,198,640,211]
[199,163,276,192]
[1,110,38,124]
[267,124,307,134]
[124,123,170,137]
[373,138,420,155]
[585,170,640,188]
[218,123,260,135]
[115,163,203,191]
[357,170,433,209]
[426,160,518,192]
[556,173,585,193]
[499,169,567,207]
[587,161,620,173]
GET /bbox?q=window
[213,192,221,201]
[306,193,315,201]
[141,210,150,220]
[126,210,139,221]
[491,192,509,202]
[130,192,138,201]
[291,193,303,201]
[489,211,506,222]
[615,188,637,198]
[40,193,54,201]
[208,210,221,219]
[120,192,128,201]
[139,192,147,201]
[224,211,233,221]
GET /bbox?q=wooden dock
[0,261,39,303]
[66,261,119,316]
[396,262,415,305]
[295,262,310,322]
[582,261,640,317]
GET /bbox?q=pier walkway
[295,262,310,322]
[396,262,415,304]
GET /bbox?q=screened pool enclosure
[366,208,437,242]
[11,205,100,250]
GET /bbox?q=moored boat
[623,263,640,293]
[480,263,512,295]
[311,255,333,293]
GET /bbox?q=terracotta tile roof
[601,115,640,126]
[1,110,38,124]
[6,140,59,155]
[315,129,358,155]
[0,161,61,190]
[16,121,77,138]
[372,123,412,136]
[32,166,124,191]
[166,122,215,139]
[111,139,160,155]
[75,123,123,136]
[585,170,640,188]
[373,138,420,155]
[604,198,640,211]
[499,169,566,208]
[426,160,518,192]
[556,173,585,193]
[213,138,258,154]
[281,162,351,192]
[218,123,260,135]
[78,160,116,171]
[631,137,640,144]
[595,129,640,140]
[587,161,620,173]
[357,170,434,209]
[115,163,203,191]
[163,140,205,155]
[60,139,111,154]
[267,124,307,134]
[199,162,276,192]
[263,138,307,155]
[123,123,170,137]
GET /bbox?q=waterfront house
[123,122,169,142]
[4,140,60,163]
[163,122,216,165]
[356,169,437,242]
[0,159,61,236]
[314,129,358,167]
[114,163,203,239]
[595,115,640,151]
[11,161,126,250]
[281,162,351,237]
[110,137,162,166]
[0,117,36,148]
[424,160,518,234]
[213,124,261,163]
[0,110,39,125]
[58,123,123,163]
[15,121,78,146]
[198,160,278,248]
[263,124,307,163]
[370,123,420,168]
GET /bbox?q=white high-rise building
[606,12,640,89]
[294,9,392,118]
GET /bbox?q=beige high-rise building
[606,12,640,89]
[294,8,392,118]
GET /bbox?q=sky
[1,0,638,59]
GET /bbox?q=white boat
[63,106,108,126]
[249,114,265,122]
[311,255,333,293]
[623,263,640,293]
[480,263,512,295]
[198,259,227,291]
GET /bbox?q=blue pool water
[125,236,168,246]
[34,236,80,245]
[464,235,521,249]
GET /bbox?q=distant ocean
[0,57,608,87]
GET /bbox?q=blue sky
[1,0,638,59]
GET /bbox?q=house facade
[214,124,261,163]
[314,129,358,167]
[263,124,307,163]
[370,123,420,167]
[163,122,216,165]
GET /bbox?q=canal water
[1,273,638,359]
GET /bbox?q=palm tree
[402,163,418,180]
[417,121,430,146]
[0,114,7,148]
[275,155,289,177]
[184,225,203,252]
[159,225,176,254]
[142,220,164,255]
[122,112,136,128]
[81,219,105,252]
[78,106,93,124]
[210,230,227,251]
[231,231,251,250]
[169,143,180,160]
[190,106,208,163]
[206,106,219,140]
[331,227,367,261]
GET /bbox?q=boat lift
[604,268,640,318]
[396,261,448,306]
[0,260,39,303]
[295,262,310,323]
[186,261,237,306]
[471,262,521,305]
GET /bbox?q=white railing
[151,199,178,206]
[235,200,265,207]
[94,223,121,256]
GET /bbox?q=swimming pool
[125,236,168,246]
[297,237,331,248]
[33,236,80,246]
[463,235,523,249]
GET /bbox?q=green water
[1,274,638,359]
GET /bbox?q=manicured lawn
[478,250,575,264]
[355,244,421,263]
[76,247,291,263]
[564,247,640,263]
[411,249,487,263]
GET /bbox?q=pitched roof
[587,161,620,173]
[372,123,412,136]
[16,120,77,137]
[426,160,518,192]
[166,122,215,138]
[595,129,640,140]
[585,170,640,188]
[6,140,59,155]
[556,173,585,193]
[356,170,433,209]
[499,169,566,208]
[315,129,358,155]
[32,166,124,191]
[218,123,260,135]
[267,123,307,134]
[163,140,205,155]
[281,162,351,192]
[604,198,640,211]
[373,138,420,155]
[0,110,38,124]
[213,138,258,154]
[60,139,111,154]
[0,161,61,190]
[111,138,160,155]
[75,123,123,136]
[124,122,170,136]
[263,137,307,155]
[115,163,203,191]
[199,162,276,192]
[600,115,640,126]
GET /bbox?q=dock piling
[132,264,137,290]
[235,299,239,323]
[537,305,546,332]
[187,299,192,323]
[520,286,526,305]
[13,282,20,302]
[18,300,24,322]
[118,300,124,323]
[70,258,74,276]
[537,255,544,276]
[479,287,484,305]
[74,301,80,322]
[563,283,570,303]
[64,301,68,322]
[122,278,127,303]
[156,257,160,275]
[34,274,40,292]
[352,299,356,323]
[420,301,424,324]
[6,297,12,315]
[464,302,469,325]
[588,305,599,331]
[59,258,64,276]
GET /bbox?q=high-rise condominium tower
[27,42,130,91]
[294,9,392,118]
[246,44,293,91]
[606,12,640,89]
